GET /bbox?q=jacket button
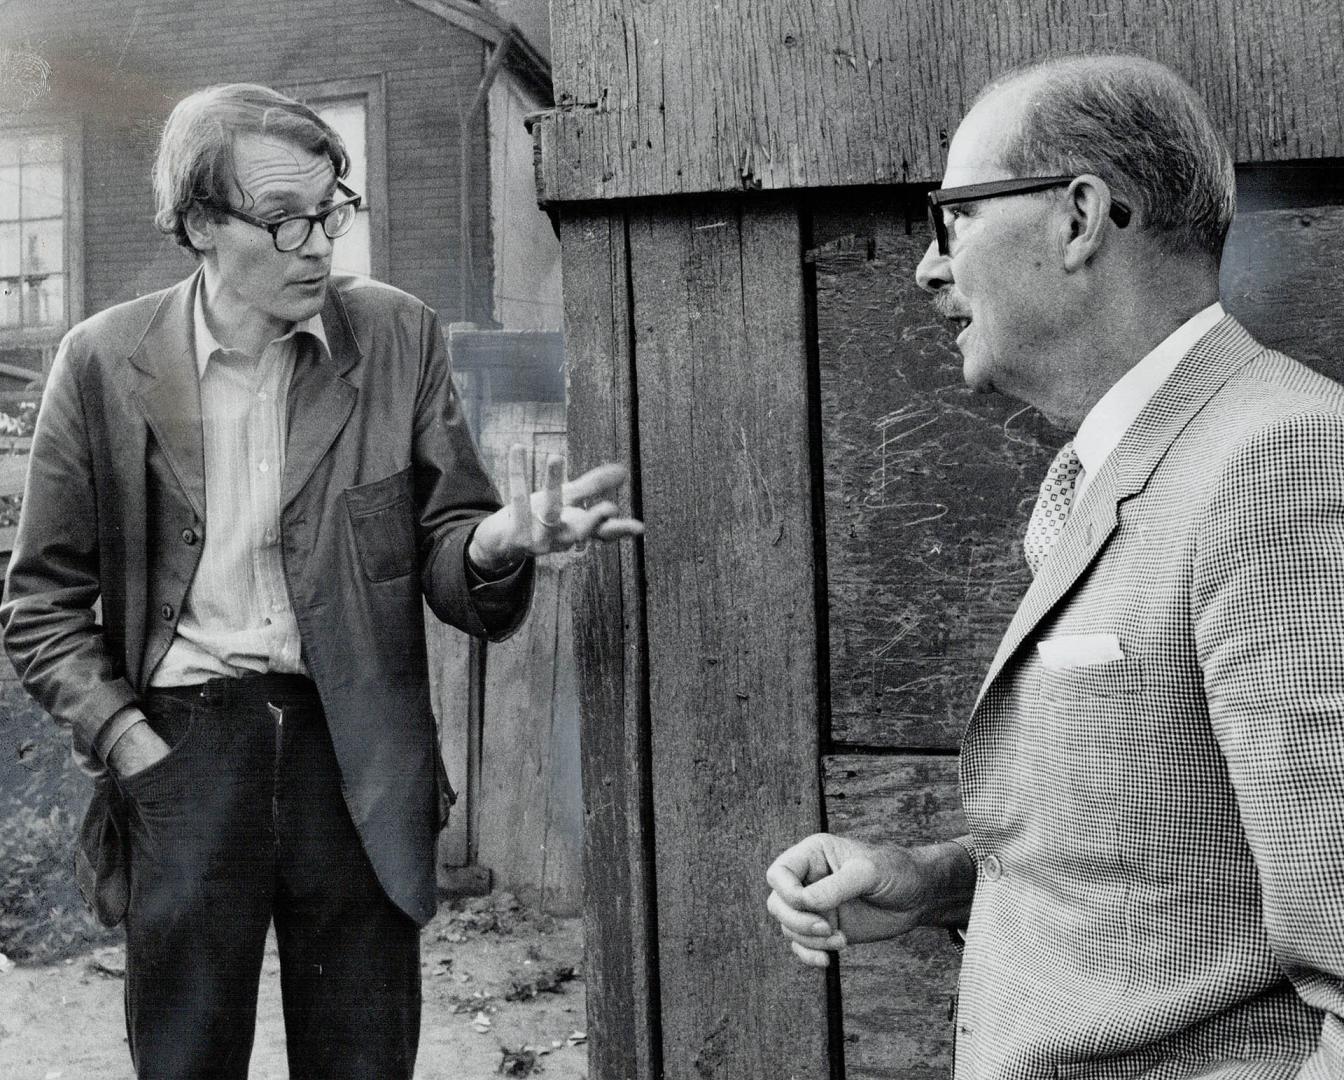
[161,603,175,620]
[982,854,1003,881]
[181,528,198,545]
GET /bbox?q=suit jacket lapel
[282,284,359,508]
[129,271,206,520]
[971,316,1263,712]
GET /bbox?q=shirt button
[181,528,197,545]
[257,391,269,401]
[264,528,277,544]
[982,855,1003,881]
[258,461,270,473]
[161,603,175,621]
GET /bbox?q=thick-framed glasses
[212,180,363,252]
[927,175,1132,256]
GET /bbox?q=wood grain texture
[825,754,965,1080]
[541,565,584,916]
[425,604,474,867]
[559,211,660,1080]
[814,195,1053,749]
[539,0,1344,201]
[630,196,830,1080]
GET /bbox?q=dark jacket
[1,269,532,926]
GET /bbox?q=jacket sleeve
[0,335,137,762]
[411,304,533,641]
[1193,410,1344,1078]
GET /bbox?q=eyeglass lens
[274,202,357,251]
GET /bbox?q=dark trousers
[116,674,420,1080]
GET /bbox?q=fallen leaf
[498,1046,538,1076]
[0,953,13,974]
[471,1011,493,1034]
[567,1030,587,1046]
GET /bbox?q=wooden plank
[560,210,660,1080]
[814,194,1052,749]
[630,196,830,1080]
[541,563,584,916]
[425,604,474,867]
[825,754,965,1080]
[1221,195,1344,381]
[539,0,1344,202]
[477,562,563,904]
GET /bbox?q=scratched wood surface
[629,196,830,1080]
[825,753,966,1080]
[813,175,1344,753]
[538,0,1344,202]
[560,212,660,1080]
[814,192,1054,749]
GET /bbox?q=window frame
[285,74,389,282]
[0,116,84,362]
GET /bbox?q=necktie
[1023,441,1082,576]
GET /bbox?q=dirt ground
[0,893,588,1080]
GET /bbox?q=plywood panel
[814,196,1053,749]
[825,754,965,1080]
[560,211,660,1080]
[630,195,830,1080]
[539,0,1344,201]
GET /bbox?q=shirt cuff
[94,704,147,765]
[946,834,978,951]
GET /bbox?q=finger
[560,501,619,542]
[592,516,645,541]
[795,859,875,915]
[508,444,531,541]
[789,940,833,968]
[765,837,836,908]
[562,463,629,504]
[780,923,847,953]
[767,889,835,938]
[538,454,565,526]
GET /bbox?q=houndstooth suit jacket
[953,316,1344,1080]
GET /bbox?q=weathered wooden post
[538,4,1344,1077]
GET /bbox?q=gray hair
[979,55,1236,261]
[153,83,348,253]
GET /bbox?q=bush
[0,800,118,963]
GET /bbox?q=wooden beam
[537,0,1344,203]
[562,211,661,1080]
[630,195,829,1080]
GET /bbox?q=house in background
[0,0,561,382]
[0,0,582,914]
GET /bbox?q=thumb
[793,859,875,914]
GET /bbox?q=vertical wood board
[540,0,1344,201]
[425,605,474,867]
[560,211,660,1080]
[630,196,829,1080]
[541,565,584,916]
[825,754,965,1080]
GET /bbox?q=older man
[1,83,640,1079]
[768,55,1344,1079]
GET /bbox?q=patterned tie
[1023,441,1083,576]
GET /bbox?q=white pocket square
[1036,632,1125,670]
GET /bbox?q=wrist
[909,841,977,929]
[105,717,148,771]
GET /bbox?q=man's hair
[152,83,349,253]
[979,55,1236,262]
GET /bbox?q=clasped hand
[467,445,644,573]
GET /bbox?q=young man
[768,55,1344,1079]
[2,83,640,1079]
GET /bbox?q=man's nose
[299,222,334,258]
[914,238,952,294]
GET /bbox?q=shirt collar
[1073,301,1225,490]
[191,274,330,379]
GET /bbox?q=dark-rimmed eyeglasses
[211,180,363,253]
[927,176,1132,256]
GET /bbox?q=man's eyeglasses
[211,181,363,253]
[927,176,1132,256]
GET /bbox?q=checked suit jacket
[953,316,1344,1080]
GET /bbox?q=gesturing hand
[467,444,644,572]
[765,834,967,968]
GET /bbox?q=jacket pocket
[345,466,416,582]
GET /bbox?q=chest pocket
[344,466,416,582]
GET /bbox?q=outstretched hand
[468,444,644,572]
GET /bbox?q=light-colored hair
[152,83,349,253]
[979,55,1236,262]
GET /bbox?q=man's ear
[183,206,217,253]
[1060,175,1114,272]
